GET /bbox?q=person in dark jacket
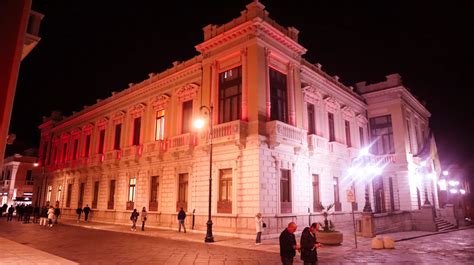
[300,223,321,265]
[177,207,186,233]
[83,205,91,222]
[279,222,299,265]
[54,207,61,224]
[76,207,82,223]
[130,209,139,231]
[7,205,14,221]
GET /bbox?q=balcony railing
[328,141,348,157]
[307,134,328,153]
[372,154,397,164]
[168,133,195,152]
[266,121,306,148]
[122,145,143,163]
[211,120,247,145]
[105,150,122,162]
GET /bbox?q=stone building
[34,1,441,237]
[1,154,39,206]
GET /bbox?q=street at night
[1,220,474,264]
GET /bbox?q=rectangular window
[328,113,335,142]
[181,100,193,134]
[312,174,321,212]
[406,120,413,153]
[128,178,136,202]
[219,66,242,123]
[333,177,341,211]
[345,120,351,147]
[84,135,91,158]
[359,127,365,147]
[280,169,292,213]
[177,173,188,211]
[73,139,79,160]
[108,180,116,209]
[270,68,288,123]
[56,185,62,202]
[92,181,99,209]
[369,115,395,155]
[133,117,141,146]
[66,184,72,207]
[98,129,105,154]
[25,170,33,181]
[78,183,85,208]
[218,169,232,213]
[307,103,316,135]
[114,124,122,150]
[155,110,165,141]
[62,142,68,162]
[47,185,52,202]
[149,176,159,211]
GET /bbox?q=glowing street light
[194,105,214,243]
[442,170,449,176]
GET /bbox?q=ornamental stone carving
[176,83,199,102]
[97,117,109,129]
[129,103,146,118]
[113,110,126,123]
[324,96,341,112]
[82,123,94,132]
[356,114,368,125]
[151,94,171,110]
[341,106,355,120]
[302,85,322,103]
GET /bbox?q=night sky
[10,1,474,173]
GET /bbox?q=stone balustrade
[266,120,306,148]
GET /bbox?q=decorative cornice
[151,94,171,110]
[176,83,199,102]
[113,111,126,122]
[356,114,368,125]
[82,123,94,132]
[97,117,109,129]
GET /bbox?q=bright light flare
[460,189,466,195]
[33,163,39,167]
[438,179,447,191]
[420,161,427,167]
[443,170,449,176]
[193,118,205,129]
[450,189,458,194]
[448,180,459,186]
[360,147,370,156]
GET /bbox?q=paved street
[0,219,473,264]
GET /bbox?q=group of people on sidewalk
[256,213,321,265]
[75,205,91,223]
[1,203,62,227]
[129,206,187,233]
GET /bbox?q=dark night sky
[10,0,474,170]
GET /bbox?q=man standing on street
[300,223,321,265]
[76,207,82,223]
[279,222,299,265]
[83,204,91,222]
[7,205,14,221]
[177,207,186,233]
[54,207,60,224]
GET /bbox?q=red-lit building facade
[34,1,444,237]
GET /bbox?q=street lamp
[193,105,214,243]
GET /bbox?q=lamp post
[194,105,214,243]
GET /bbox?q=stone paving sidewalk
[0,236,77,265]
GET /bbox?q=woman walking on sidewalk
[255,213,264,245]
[141,207,147,231]
[130,209,139,232]
[47,206,55,227]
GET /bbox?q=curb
[394,225,474,242]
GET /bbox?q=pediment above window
[82,123,94,132]
[113,110,126,123]
[176,83,199,102]
[129,103,146,118]
[97,117,109,129]
[151,94,171,110]
[356,114,368,125]
[341,106,355,120]
[324,96,341,112]
[302,85,322,103]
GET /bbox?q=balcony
[371,154,397,164]
[327,141,348,157]
[266,121,306,149]
[121,145,143,164]
[90,154,105,167]
[212,120,247,145]
[105,150,122,162]
[168,133,195,153]
[143,141,165,161]
[307,134,328,154]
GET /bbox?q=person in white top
[255,213,264,245]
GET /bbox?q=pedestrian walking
[279,222,299,265]
[23,205,32,223]
[255,213,264,245]
[141,207,147,231]
[0,203,7,218]
[83,204,91,222]
[177,207,186,233]
[76,207,82,223]
[16,204,24,221]
[47,206,55,227]
[7,205,14,221]
[130,209,139,231]
[54,207,61,224]
[300,223,320,265]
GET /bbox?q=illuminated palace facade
[34,1,440,237]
